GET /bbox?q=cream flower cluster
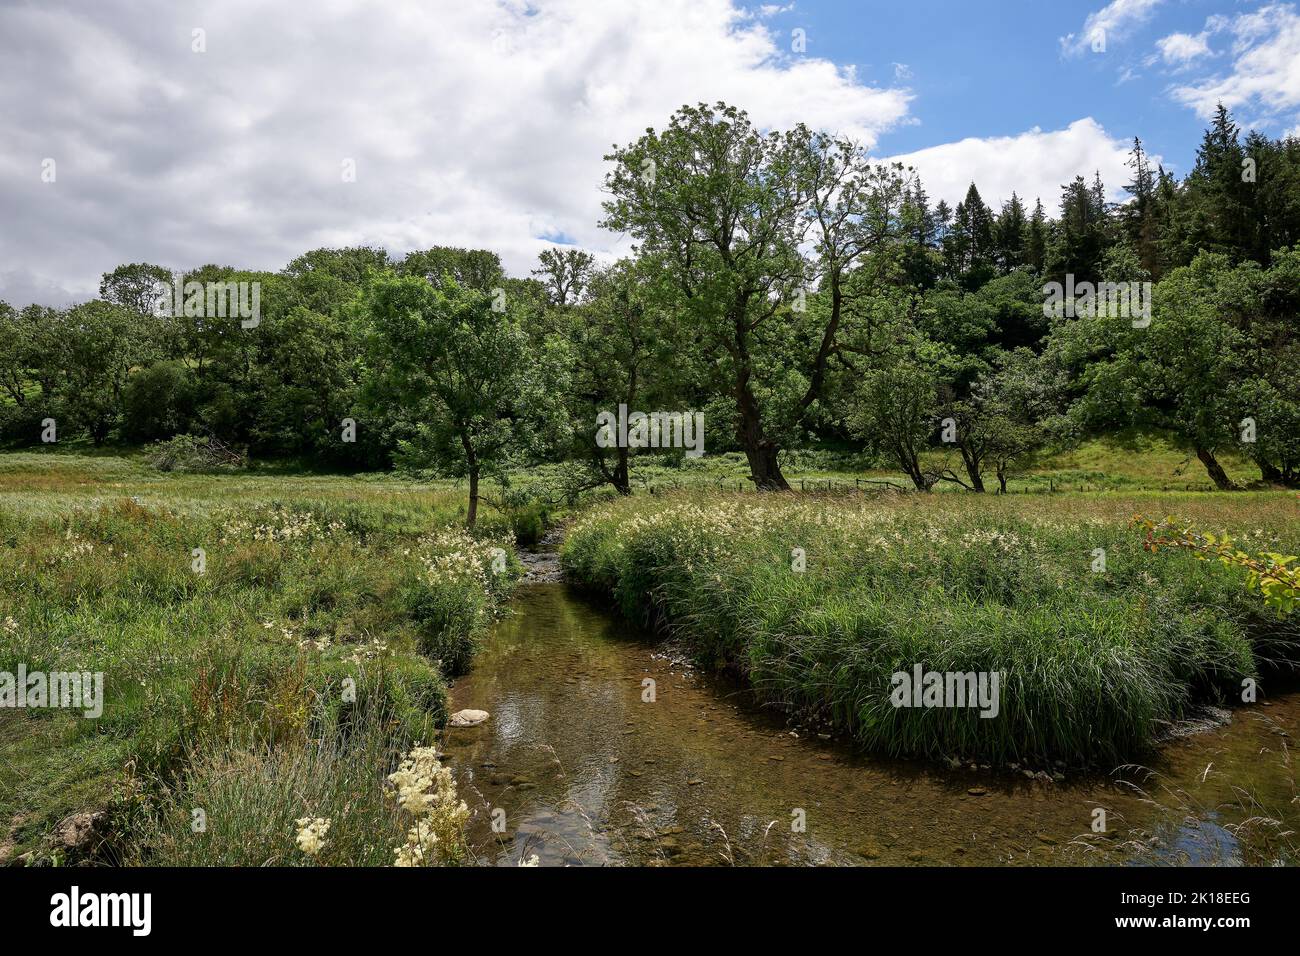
[345,638,389,664]
[59,529,96,560]
[387,745,469,867]
[294,816,331,857]
[568,494,1066,572]
[416,528,510,589]
[219,508,346,545]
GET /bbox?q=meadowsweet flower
[387,745,469,866]
[294,817,331,857]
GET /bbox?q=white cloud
[1151,14,1226,69]
[884,118,1145,213]
[1061,0,1165,56]
[1155,31,1213,65]
[0,0,911,307]
[1171,3,1300,127]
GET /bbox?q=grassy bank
[561,490,1300,765]
[0,477,518,865]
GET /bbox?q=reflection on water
[445,584,1300,867]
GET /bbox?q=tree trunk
[959,445,986,493]
[461,430,480,528]
[613,446,630,496]
[731,295,789,492]
[1258,459,1283,484]
[466,465,479,528]
[1195,446,1233,490]
[744,443,789,491]
[736,370,789,490]
[900,450,932,492]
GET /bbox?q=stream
[446,576,1300,867]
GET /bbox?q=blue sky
[751,0,1298,176]
[2,0,1297,306]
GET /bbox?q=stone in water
[450,709,489,727]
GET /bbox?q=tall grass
[0,488,517,864]
[122,697,439,867]
[562,490,1299,765]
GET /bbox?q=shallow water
[446,583,1300,867]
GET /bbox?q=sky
[1,0,1298,308]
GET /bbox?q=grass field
[0,445,1292,864]
[0,452,518,864]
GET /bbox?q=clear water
[445,583,1300,867]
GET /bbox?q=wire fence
[643,477,1216,495]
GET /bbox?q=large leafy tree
[55,300,157,444]
[1053,251,1251,489]
[99,262,174,317]
[602,102,908,489]
[846,347,947,492]
[532,247,596,308]
[362,274,535,527]
[398,246,504,293]
[602,103,809,489]
[0,301,36,409]
[551,259,680,495]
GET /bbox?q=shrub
[510,501,548,547]
[146,434,246,473]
